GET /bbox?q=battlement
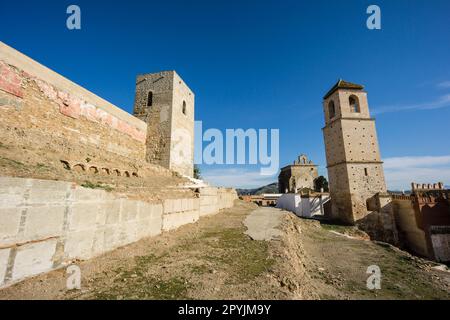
[411,182,445,192]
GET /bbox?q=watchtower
[133,71,194,177]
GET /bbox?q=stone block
[64,229,95,260]
[163,199,174,214]
[149,209,163,236]
[121,200,138,221]
[91,229,105,256]
[199,187,218,196]
[200,204,218,217]
[0,193,24,207]
[0,177,29,190]
[69,203,98,231]
[24,206,65,240]
[28,180,69,204]
[0,249,11,287]
[12,239,57,282]
[0,208,22,240]
[152,203,163,217]
[181,198,189,212]
[162,210,199,231]
[95,203,107,226]
[103,226,120,251]
[123,221,140,243]
[137,202,152,220]
[71,186,105,202]
[173,199,182,213]
[104,200,121,225]
[138,215,162,239]
[0,177,27,207]
[193,198,199,210]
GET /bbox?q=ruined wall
[413,194,450,262]
[279,166,318,193]
[0,41,147,170]
[430,227,450,263]
[0,177,237,288]
[392,197,429,257]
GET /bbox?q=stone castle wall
[0,177,237,288]
[391,196,428,257]
[0,42,147,165]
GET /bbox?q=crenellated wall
[391,189,450,262]
[0,177,237,288]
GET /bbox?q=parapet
[411,182,445,192]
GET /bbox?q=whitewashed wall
[276,193,330,218]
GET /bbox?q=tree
[314,176,329,192]
[194,165,201,179]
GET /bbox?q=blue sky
[1,0,450,189]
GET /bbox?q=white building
[276,193,330,218]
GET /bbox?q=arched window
[147,91,153,107]
[328,100,336,119]
[182,101,187,115]
[349,95,360,113]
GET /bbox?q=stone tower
[133,71,194,177]
[322,80,387,224]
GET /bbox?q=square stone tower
[322,80,387,224]
[133,71,194,177]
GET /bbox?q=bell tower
[322,80,387,224]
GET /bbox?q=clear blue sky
[1,0,450,189]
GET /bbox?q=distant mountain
[388,190,412,195]
[237,182,278,196]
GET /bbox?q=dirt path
[244,207,284,241]
[0,201,448,300]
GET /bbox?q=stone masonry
[133,71,195,177]
[0,42,238,288]
[322,80,387,224]
[278,155,318,193]
[0,177,237,287]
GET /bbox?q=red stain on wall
[0,60,146,143]
[0,62,23,98]
[58,91,81,119]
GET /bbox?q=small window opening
[349,95,360,113]
[328,100,336,119]
[147,91,153,107]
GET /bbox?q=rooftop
[323,79,364,100]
